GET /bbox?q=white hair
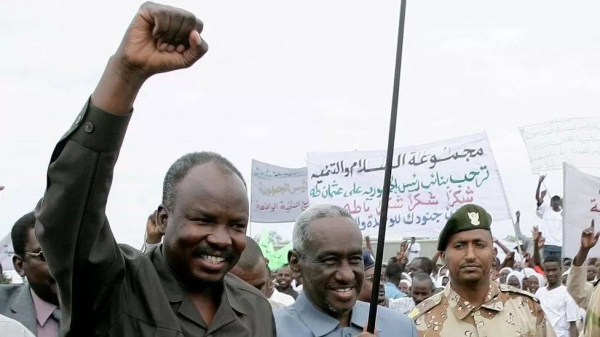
[292,204,353,257]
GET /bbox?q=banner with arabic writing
[562,163,600,258]
[307,133,511,238]
[520,117,600,174]
[250,160,309,223]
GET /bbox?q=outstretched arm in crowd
[500,252,515,270]
[567,220,599,309]
[34,3,207,334]
[531,227,543,269]
[535,176,548,220]
[493,238,511,255]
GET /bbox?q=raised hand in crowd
[500,251,515,269]
[580,219,599,251]
[535,174,547,206]
[573,220,599,267]
[92,1,208,115]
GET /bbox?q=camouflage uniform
[409,281,547,337]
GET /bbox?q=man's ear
[440,251,446,265]
[12,255,25,277]
[157,205,169,234]
[289,250,302,274]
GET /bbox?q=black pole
[367,0,407,333]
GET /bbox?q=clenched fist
[92,2,208,114]
[116,2,208,77]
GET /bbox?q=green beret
[437,204,492,251]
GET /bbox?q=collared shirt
[30,289,59,337]
[274,292,417,337]
[271,288,295,307]
[410,281,546,337]
[0,314,35,337]
[385,282,406,299]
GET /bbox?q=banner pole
[367,0,408,332]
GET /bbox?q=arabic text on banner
[562,163,600,258]
[520,117,600,174]
[307,133,512,238]
[250,160,308,223]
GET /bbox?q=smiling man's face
[291,217,364,318]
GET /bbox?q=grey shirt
[274,292,417,337]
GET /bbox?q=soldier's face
[291,217,364,319]
[443,229,493,286]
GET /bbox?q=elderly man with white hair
[274,205,417,337]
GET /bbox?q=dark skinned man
[535,255,578,337]
[567,220,600,337]
[33,3,274,336]
[358,249,386,306]
[231,236,295,310]
[410,204,546,336]
[277,264,299,300]
[0,212,60,336]
[389,272,435,315]
[275,204,417,337]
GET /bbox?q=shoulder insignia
[409,292,444,320]
[499,284,539,303]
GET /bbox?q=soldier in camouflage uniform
[408,204,547,337]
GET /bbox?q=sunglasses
[25,251,46,262]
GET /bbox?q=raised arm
[34,3,207,334]
[531,226,543,268]
[567,220,598,309]
[535,175,546,208]
[493,238,510,255]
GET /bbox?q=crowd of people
[0,3,599,337]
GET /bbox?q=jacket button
[84,122,94,133]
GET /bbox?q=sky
[1,0,600,249]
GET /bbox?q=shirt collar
[294,292,381,336]
[30,288,57,326]
[151,244,246,316]
[446,282,502,320]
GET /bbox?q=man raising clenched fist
[34,2,276,336]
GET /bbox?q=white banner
[250,160,308,223]
[307,133,512,238]
[562,163,600,258]
[520,117,600,174]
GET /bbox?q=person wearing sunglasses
[0,212,60,336]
